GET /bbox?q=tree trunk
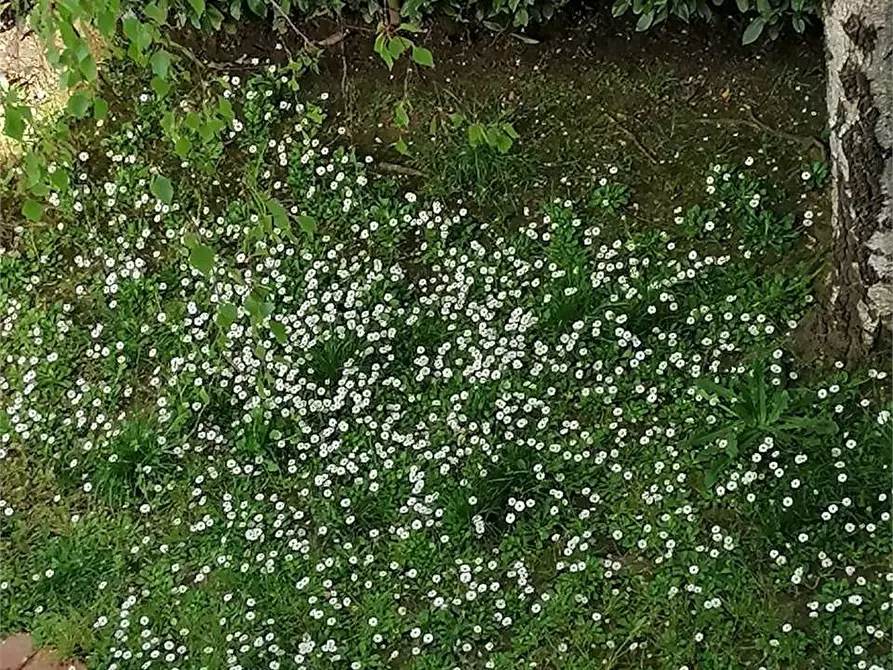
[814,0,893,363]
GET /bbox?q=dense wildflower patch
[0,65,890,670]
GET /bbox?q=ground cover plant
[0,24,891,670]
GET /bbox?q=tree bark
[813,0,893,363]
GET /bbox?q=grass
[0,30,890,670]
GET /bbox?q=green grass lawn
[0,33,890,670]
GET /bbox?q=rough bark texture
[807,0,893,364]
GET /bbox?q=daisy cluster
[0,64,889,670]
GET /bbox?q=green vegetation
[0,29,889,670]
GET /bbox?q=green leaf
[635,10,655,31]
[93,96,109,120]
[29,182,49,198]
[449,112,465,129]
[394,101,409,128]
[24,152,42,187]
[49,169,70,191]
[270,320,287,344]
[492,129,512,153]
[80,56,98,83]
[611,0,630,16]
[150,174,173,204]
[388,36,410,59]
[218,97,234,121]
[151,76,171,99]
[244,294,261,322]
[216,302,238,330]
[67,92,91,118]
[297,215,317,235]
[174,136,192,157]
[189,243,215,276]
[183,111,202,131]
[735,0,749,10]
[96,10,118,37]
[467,123,486,147]
[187,0,205,16]
[742,17,765,44]
[22,199,42,221]
[246,0,265,15]
[122,17,141,42]
[144,1,169,23]
[160,111,176,136]
[411,46,434,67]
[695,377,735,401]
[4,105,28,140]
[394,138,410,156]
[207,6,224,30]
[150,49,171,78]
[267,199,292,235]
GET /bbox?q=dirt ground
[178,10,828,225]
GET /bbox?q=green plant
[587,178,630,214]
[373,21,434,70]
[800,159,829,191]
[692,358,839,449]
[712,165,800,254]
[611,0,821,43]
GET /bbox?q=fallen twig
[603,111,659,165]
[695,109,827,160]
[317,31,346,47]
[268,0,312,46]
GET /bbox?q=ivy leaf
[216,302,238,330]
[270,320,287,345]
[67,92,91,118]
[22,199,43,221]
[297,215,317,236]
[187,0,205,16]
[742,17,765,44]
[150,49,171,78]
[189,243,215,276]
[411,46,434,67]
[150,174,173,204]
